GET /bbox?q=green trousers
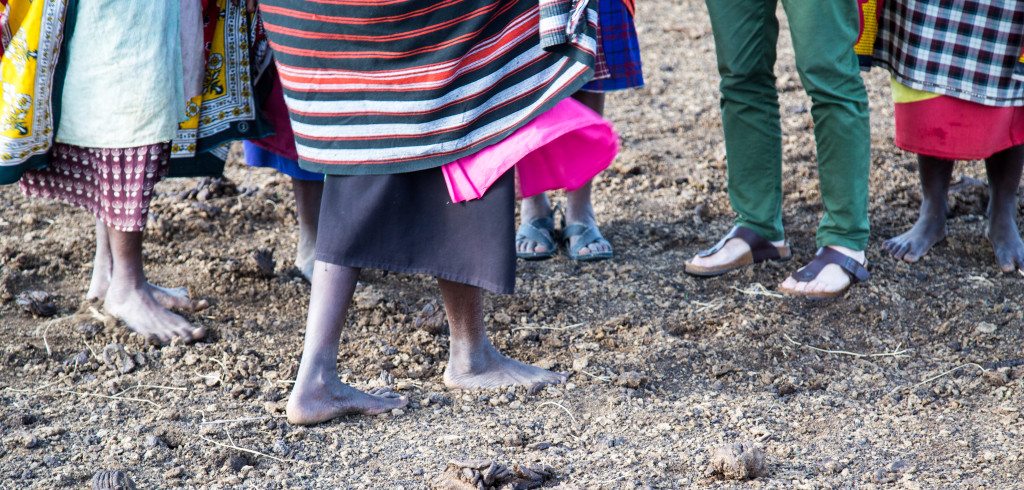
[705,0,871,250]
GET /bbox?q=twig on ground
[2,380,59,394]
[511,322,587,333]
[731,283,784,299]
[783,334,911,359]
[197,434,302,465]
[53,388,162,408]
[888,363,988,397]
[538,401,580,431]
[691,300,724,314]
[579,371,612,382]
[34,316,69,357]
[200,416,271,425]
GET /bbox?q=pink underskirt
[442,97,618,203]
[895,96,1024,161]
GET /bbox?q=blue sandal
[516,215,557,260]
[562,222,613,262]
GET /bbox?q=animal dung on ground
[91,470,137,490]
[708,441,767,481]
[249,248,276,278]
[16,290,56,317]
[435,459,555,489]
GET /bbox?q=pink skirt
[442,97,618,203]
[20,143,170,232]
[895,96,1024,161]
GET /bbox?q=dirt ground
[2,1,1022,488]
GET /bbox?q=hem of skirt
[894,139,1017,162]
[580,76,645,93]
[20,188,149,232]
[295,65,594,177]
[315,254,514,295]
[878,62,1024,108]
[52,137,174,150]
[0,154,49,185]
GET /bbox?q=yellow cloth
[0,0,65,164]
[854,0,878,59]
[889,78,941,104]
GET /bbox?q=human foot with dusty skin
[86,219,208,344]
[885,146,1024,273]
[285,262,565,426]
[685,226,869,299]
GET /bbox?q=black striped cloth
[259,0,597,175]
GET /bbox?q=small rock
[708,442,767,481]
[76,321,103,337]
[17,432,38,449]
[101,344,136,374]
[90,470,136,490]
[571,356,590,371]
[224,453,249,473]
[615,371,647,389]
[975,322,998,334]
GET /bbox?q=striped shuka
[258,0,598,175]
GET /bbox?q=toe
[188,325,207,341]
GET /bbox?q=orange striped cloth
[258,0,599,176]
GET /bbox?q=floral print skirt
[19,143,170,232]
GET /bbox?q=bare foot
[780,246,866,296]
[86,265,110,303]
[989,218,1024,273]
[884,217,946,263]
[443,340,566,390]
[104,283,206,343]
[286,378,408,425]
[295,236,316,282]
[883,194,947,263]
[90,273,205,312]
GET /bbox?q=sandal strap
[562,223,607,254]
[791,247,870,284]
[697,226,782,262]
[515,216,555,246]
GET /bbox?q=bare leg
[440,279,565,389]
[883,156,954,262]
[286,262,408,425]
[85,218,203,311]
[564,91,612,257]
[292,178,324,281]
[985,145,1024,272]
[102,227,206,343]
[86,220,112,302]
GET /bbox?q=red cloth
[249,75,298,161]
[895,95,1024,160]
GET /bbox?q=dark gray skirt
[316,167,516,294]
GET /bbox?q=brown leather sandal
[684,226,792,277]
[778,247,870,300]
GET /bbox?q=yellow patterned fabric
[0,0,265,184]
[855,0,878,68]
[0,0,68,172]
